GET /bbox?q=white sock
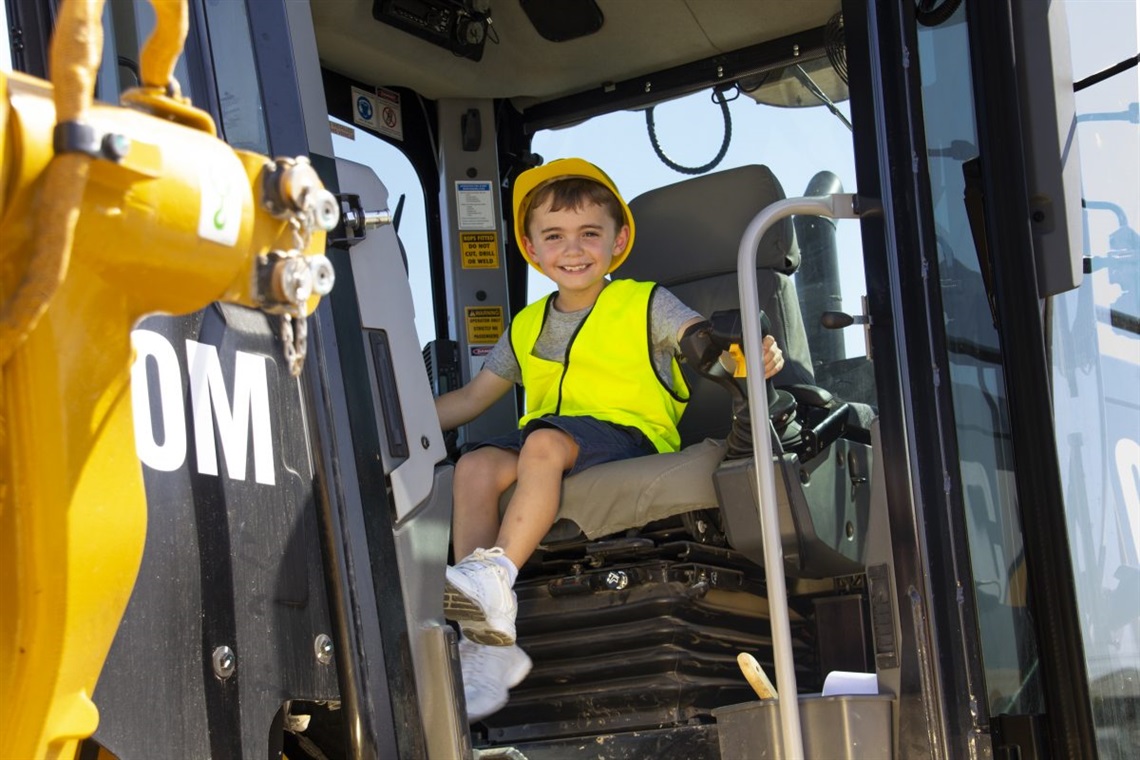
[489,550,519,586]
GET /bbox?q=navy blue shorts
[474,415,657,477]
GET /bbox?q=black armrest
[782,383,837,410]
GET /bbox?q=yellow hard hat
[512,158,636,273]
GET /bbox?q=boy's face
[523,198,630,309]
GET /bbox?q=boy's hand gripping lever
[680,313,745,400]
[680,310,799,459]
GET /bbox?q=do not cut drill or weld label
[460,232,499,269]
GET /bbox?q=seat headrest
[621,165,799,285]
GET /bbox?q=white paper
[821,671,879,697]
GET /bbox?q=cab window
[331,116,436,346]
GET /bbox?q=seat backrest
[619,165,815,447]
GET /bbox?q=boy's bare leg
[452,446,520,560]
[496,428,579,569]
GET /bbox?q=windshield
[530,87,867,361]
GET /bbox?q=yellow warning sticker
[460,231,500,269]
[465,306,504,345]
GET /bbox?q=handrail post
[736,193,862,760]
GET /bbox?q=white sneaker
[459,638,532,723]
[444,548,517,646]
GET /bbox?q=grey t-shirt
[483,284,701,389]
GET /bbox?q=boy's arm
[676,316,704,339]
[435,367,514,431]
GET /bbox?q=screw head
[212,645,236,679]
[315,634,334,665]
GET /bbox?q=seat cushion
[499,438,728,541]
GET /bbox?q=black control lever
[820,311,870,329]
[707,309,743,350]
[704,309,779,411]
[681,309,798,459]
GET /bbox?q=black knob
[821,311,855,329]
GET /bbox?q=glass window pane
[1053,2,1140,757]
[331,117,436,348]
[201,0,266,153]
[95,1,199,105]
[914,5,1044,715]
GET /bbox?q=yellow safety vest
[510,279,689,453]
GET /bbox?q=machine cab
[3,1,1133,758]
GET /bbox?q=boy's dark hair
[524,177,625,238]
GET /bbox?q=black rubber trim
[367,329,410,460]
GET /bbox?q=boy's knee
[455,448,494,482]
[454,447,514,489]
[520,427,577,464]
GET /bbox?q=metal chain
[292,313,308,377]
[279,312,307,377]
[290,214,310,253]
[278,212,314,377]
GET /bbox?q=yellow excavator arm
[0,2,337,757]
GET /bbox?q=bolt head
[279,257,314,304]
[101,133,131,161]
[212,645,236,679]
[315,634,334,665]
[311,189,341,232]
[606,570,629,590]
[309,256,336,296]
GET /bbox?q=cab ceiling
[310,0,840,107]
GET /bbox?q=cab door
[843,0,1099,757]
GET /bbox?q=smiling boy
[434,158,784,721]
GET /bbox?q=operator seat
[515,165,813,546]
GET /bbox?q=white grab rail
[736,193,864,760]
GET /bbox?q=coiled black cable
[916,0,963,27]
[646,88,732,175]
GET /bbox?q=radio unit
[373,0,489,62]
